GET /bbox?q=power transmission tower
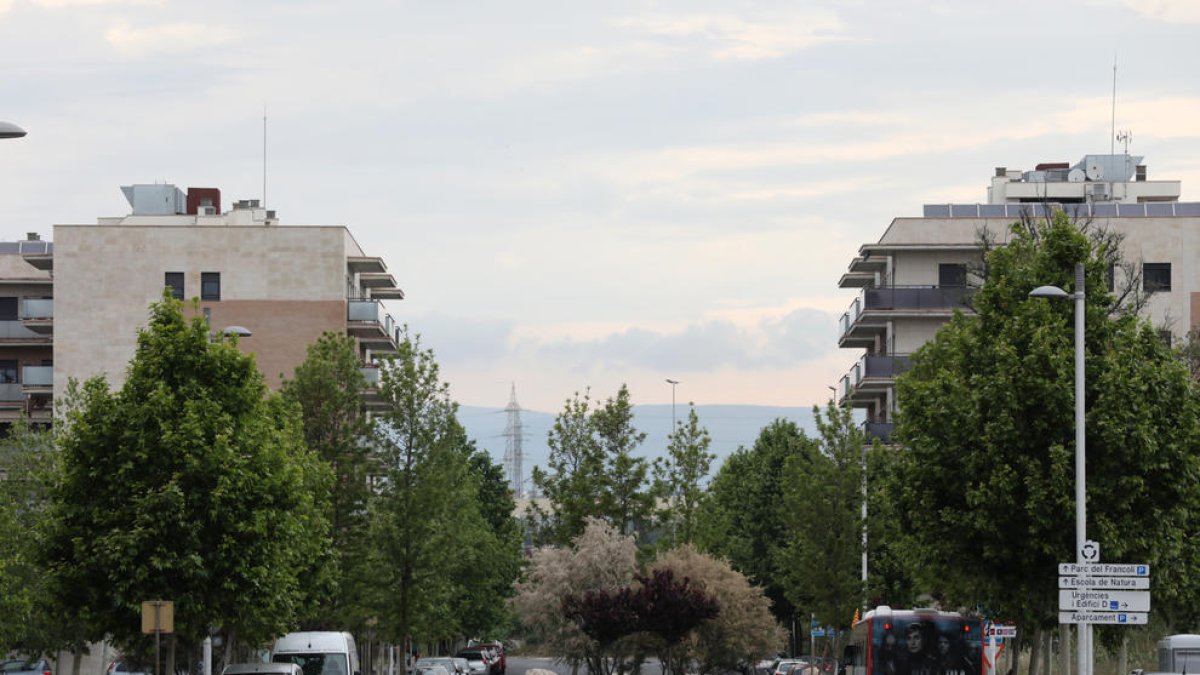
[502,383,525,498]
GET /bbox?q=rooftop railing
[923,202,1200,219]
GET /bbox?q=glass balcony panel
[861,354,912,379]
[360,366,381,386]
[22,365,52,386]
[0,383,20,401]
[863,421,894,444]
[0,321,42,339]
[863,286,972,310]
[22,298,52,319]
[347,299,384,322]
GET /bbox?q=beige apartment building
[0,183,402,431]
[836,153,1200,443]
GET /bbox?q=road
[506,656,663,675]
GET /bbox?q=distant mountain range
[456,404,820,489]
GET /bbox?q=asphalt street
[507,656,663,675]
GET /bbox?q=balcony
[838,354,911,407]
[21,297,52,334]
[839,285,974,347]
[0,320,50,345]
[22,365,52,390]
[360,365,389,411]
[863,421,895,445]
[347,300,399,352]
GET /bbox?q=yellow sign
[141,601,174,634]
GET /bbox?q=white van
[271,632,361,675]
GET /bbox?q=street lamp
[665,379,679,433]
[1029,262,1087,675]
[0,121,26,139]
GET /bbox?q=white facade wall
[54,224,351,393]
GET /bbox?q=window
[1158,330,1174,348]
[1144,263,1172,293]
[165,272,184,300]
[1106,263,1116,293]
[0,360,15,384]
[938,263,967,287]
[0,297,15,321]
[201,272,221,301]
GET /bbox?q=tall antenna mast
[1111,54,1117,156]
[263,104,268,209]
[502,383,526,499]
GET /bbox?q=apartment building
[836,154,1200,443]
[3,183,403,429]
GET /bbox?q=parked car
[106,660,150,675]
[415,667,450,675]
[414,658,462,675]
[459,656,488,675]
[1,659,51,675]
[771,659,806,675]
[450,658,470,675]
[473,644,504,675]
[455,649,495,675]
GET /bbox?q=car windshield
[273,654,348,675]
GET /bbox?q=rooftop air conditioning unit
[1090,183,1110,200]
[199,206,216,216]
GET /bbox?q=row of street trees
[520,211,1200,674]
[0,296,523,671]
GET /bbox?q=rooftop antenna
[1110,53,1117,156]
[263,104,268,209]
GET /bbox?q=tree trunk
[1061,625,1071,675]
[167,634,176,675]
[1042,631,1052,675]
[1029,630,1043,675]
[71,650,81,675]
[1119,634,1129,675]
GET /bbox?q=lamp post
[0,121,26,139]
[665,379,679,433]
[1029,262,1088,675]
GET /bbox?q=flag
[852,608,861,625]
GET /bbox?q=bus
[843,607,983,675]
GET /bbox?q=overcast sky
[3,0,1199,412]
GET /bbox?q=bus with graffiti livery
[843,607,983,675]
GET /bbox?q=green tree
[281,331,374,630]
[452,448,524,639]
[893,210,1200,633]
[531,385,654,545]
[43,296,333,654]
[0,421,65,654]
[370,328,488,644]
[777,402,865,638]
[694,419,819,626]
[652,405,715,547]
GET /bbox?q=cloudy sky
[2,0,1199,412]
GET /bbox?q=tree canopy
[893,210,1200,630]
[43,296,333,653]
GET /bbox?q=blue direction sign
[1058,563,1150,576]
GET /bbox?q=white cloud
[33,0,160,6]
[618,10,850,60]
[106,20,236,55]
[1105,0,1200,23]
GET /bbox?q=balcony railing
[0,321,44,339]
[862,285,973,311]
[21,298,52,320]
[861,354,911,379]
[863,421,895,444]
[22,365,52,387]
[360,365,381,387]
[347,300,397,344]
[0,383,20,401]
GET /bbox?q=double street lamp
[1029,262,1089,675]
